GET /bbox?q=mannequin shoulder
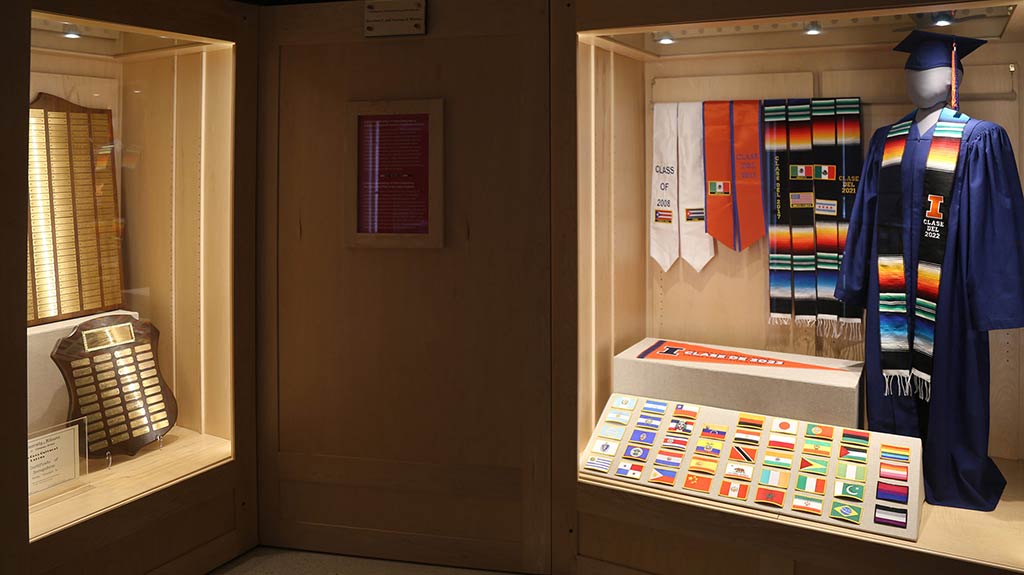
[963,118,1010,144]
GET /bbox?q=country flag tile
[830,502,863,524]
[642,399,668,415]
[682,472,713,494]
[874,504,908,529]
[605,410,631,426]
[798,455,828,476]
[695,438,723,458]
[666,419,694,436]
[834,480,865,502]
[661,435,689,452]
[598,424,625,441]
[648,467,678,486]
[880,444,911,464]
[837,462,867,483]
[770,418,798,435]
[876,481,910,505]
[700,424,728,441]
[616,462,644,480]
[795,474,826,496]
[733,428,762,445]
[737,413,765,429]
[655,449,683,468]
[622,445,650,462]
[629,429,656,446]
[805,423,834,440]
[762,449,793,470]
[582,455,612,474]
[592,439,619,457]
[755,486,786,508]
[758,468,790,489]
[610,396,637,411]
[841,428,870,447]
[636,415,663,430]
[791,494,823,516]
[802,438,833,458]
[688,455,719,475]
[839,444,868,464]
[879,462,909,482]
[724,462,754,482]
[719,479,750,501]
[672,403,700,420]
[768,433,796,451]
[729,445,758,464]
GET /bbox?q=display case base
[28,427,231,541]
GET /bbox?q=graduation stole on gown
[765,100,793,324]
[877,108,968,399]
[836,98,864,337]
[786,100,817,325]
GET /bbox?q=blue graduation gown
[836,115,1024,511]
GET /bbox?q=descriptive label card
[365,0,426,37]
[28,426,80,495]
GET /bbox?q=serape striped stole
[812,99,841,334]
[836,98,863,334]
[877,108,968,400]
[787,100,817,325]
[765,100,792,324]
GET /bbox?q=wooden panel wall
[578,43,647,448]
[258,2,551,573]
[578,40,1024,461]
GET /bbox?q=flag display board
[581,393,923,541]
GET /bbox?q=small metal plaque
[364,0,425,37]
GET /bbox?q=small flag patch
[789,164,814,180]
[768,433,796,451]
[798,455,828,476]
[667,419,694,436]
[605,410,631,426]
[695,439,723,458]
[795,474,826,496]
[755,487,786,508]
[611,396,637,411]
[879,462,909,482]
[770,418,798,435]
[616,462,644,480]
[648,467,678,486]
[673,403,700,420]
[789,192,814,208]
[636,415,662,430]
[763,450,793,470]
[629,429,656,445]
[583,455,612,474]
[661,435,689,452]
[707,181,732,195]
[737,413,765,429]
[622,445,650,462]
[700,424,728,441]
[724,462,754,482]
[655,450,683,468]
[719,479,750,501]
[805,423,834,440]
[841,428,870,447]
[598,425,625,441]
[814,164,836,180]
[684,208,705,222]
[791,494,823,515]
[874,504,908,529]
[759,468,790,489]
[642,400,668,415]
[876,481,910,505]
[839,445,868,464]
[688,456,719,476]
[682,472,712,494]
[733,428,761,445]
[654,209,673,224]
[729,445,757,463]
[837,462,867,483]
[802,438,833,458]
[880,444,911,463]
[830,502,863,524]
[592,439,619,456]
[834,480,865,502]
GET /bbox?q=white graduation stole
[650,103,680,272]
[677,102,716,272]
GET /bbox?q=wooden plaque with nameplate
[28,92,124,326]
[51,315,178,457]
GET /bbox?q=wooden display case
[559,1,1024,573]
[4,1,257,573]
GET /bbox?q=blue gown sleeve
[835,128,886,308]
[964,123,1024,331]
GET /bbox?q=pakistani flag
[834,481,865,502]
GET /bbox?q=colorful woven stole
[812,99,841,335]
[836,98,863,337]
[787,100,817,325]
[703,101,766,251]
[877,108,968,399]
[765,100,792,324]
[704,102,734,247]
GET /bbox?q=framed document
[343,98,444,248]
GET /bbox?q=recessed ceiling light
[654,32,675,45]
[62,24,81,39]
[804,21,823,36]
[933,11,954,26]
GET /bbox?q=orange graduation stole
[702,101,765,251]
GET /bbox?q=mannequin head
[905,67,963,109]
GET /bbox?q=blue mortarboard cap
[894,30,986,72]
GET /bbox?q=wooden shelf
[29,427,232,541]
[579,456,1024,573]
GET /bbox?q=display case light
[655,31,675,45]
[804,21,823,35]
[933,11,954,26]
[62,23,81,39]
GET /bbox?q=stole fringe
[883,372,912,397]
[769,314,791,326]
[838,318,863,341]
[816,317,839,338]
[794,316,816,327]
[911,372,932,402]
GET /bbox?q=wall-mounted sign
[344,99,443,248]
[364,0,426,37]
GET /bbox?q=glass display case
[25,11,236,541]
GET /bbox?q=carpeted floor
[210,547,511,575]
